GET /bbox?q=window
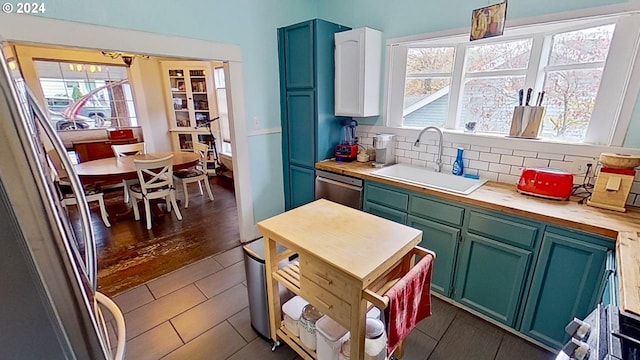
[387,13,638,145]
[403,47,455,128]
[34,60,138,131]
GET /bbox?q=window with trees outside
[388,12,640,145]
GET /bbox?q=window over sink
[387,11,640,145]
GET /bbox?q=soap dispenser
[452,147,464,176]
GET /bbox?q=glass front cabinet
[161,61,220,155]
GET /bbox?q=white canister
[364,318,387,360]
[282,296,308,337]
[299,304,323,350]
[316,316,349,360]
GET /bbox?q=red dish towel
[385,254,434,356]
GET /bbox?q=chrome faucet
[414,126,443,172]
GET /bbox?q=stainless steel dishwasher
[315,169,363,209]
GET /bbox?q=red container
[517,167,574,200]
[108,129,134,140]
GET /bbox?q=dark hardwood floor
[88,175,241,296]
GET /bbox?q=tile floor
[108,245,556,360]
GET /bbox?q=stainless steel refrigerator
[0,50,125,359]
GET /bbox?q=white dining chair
[129,154,182,230]
[173,142,214,208]
[48,150,111,227]
[111,142,146,204]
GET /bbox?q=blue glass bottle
[452,147,464,176]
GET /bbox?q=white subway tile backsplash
[489,163,511,173]
[564,155,595,163]
[419,152,435,161]
[464,150,480,161]
[442,164,454,173]
[405,150,419,159]
[627,194,637,206]
[501,155,524,166]
[468,160,489,171]
[471,145,491,152]
[395,149,405,157]
[443,147,458,157]
[498,173,520,184]
[478,171,499,182]
[360,137,373,146]
[465,168,479,176]
[395,136,406,142]
[523,158,551,168]
[491,147,513,155]
[548,160,573,172]
[427,145,439,154]
[397,142,411,150]
[479,152,501,163]
[443,141,453,148]
[510,166,524,176]
[452,143,471,150]
[513,150,538,158]
[413,144,427,153]
[536,152,565,160]
[411,159,427,167]
[397,157,411,164]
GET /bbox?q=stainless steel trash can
[243,237,292,340]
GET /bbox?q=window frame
[385,10,640,146]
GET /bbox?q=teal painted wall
[249,133,284,222]
[317,0,638,146]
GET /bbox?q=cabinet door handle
[315,297,333,310]
[315,273,333,285]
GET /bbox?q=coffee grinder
[335,119,358,161]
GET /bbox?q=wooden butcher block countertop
[316,159,640,316]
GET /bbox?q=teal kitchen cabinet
[453,233,532,327]
[452,209,540,327]
[363,182,409,224]
[407,215,460,296]
[520,227,612,349]
[279,19,350,210]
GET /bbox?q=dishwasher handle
[315,176,363,192]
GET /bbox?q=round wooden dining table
[74,151,200,183]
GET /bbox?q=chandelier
[101,51,149,67]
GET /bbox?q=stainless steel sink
[371,163,487,195]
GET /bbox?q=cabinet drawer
[365,184,408,211]
[467,211,538,249]
[365,202,407,224]
[300,276,351,326]
[410,195,464,226]
[299,256,354,300]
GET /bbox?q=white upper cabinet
[334,27,382,117]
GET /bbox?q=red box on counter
[108,129,134,140]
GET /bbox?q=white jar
[299,304,323,350]
[364,318,387,360]
[338,318,387,360]
[316,315,349,360]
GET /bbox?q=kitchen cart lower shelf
[275,326,317,360]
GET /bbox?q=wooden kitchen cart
[257,199,427,360]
